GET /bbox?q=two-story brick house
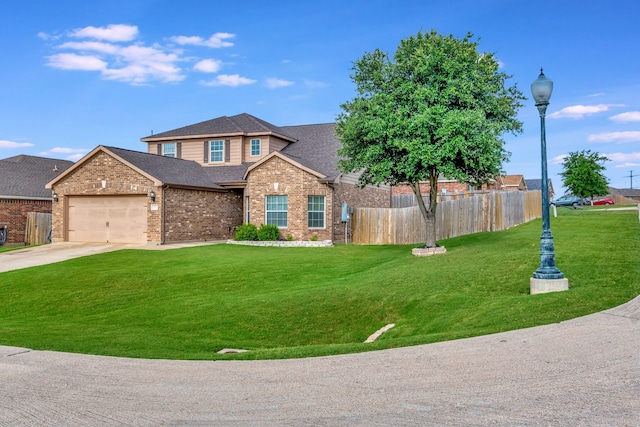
[47,113,390,244]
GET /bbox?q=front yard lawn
[0,208,638,360]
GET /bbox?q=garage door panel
[68,196,147,244]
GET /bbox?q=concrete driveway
[0,241,223,273]
[1,240,638,425]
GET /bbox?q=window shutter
[203,141,209,163]
[157,144,162,155]
[225,140,231,162]
[177,142,182,159]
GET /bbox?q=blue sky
[2,0,639,191]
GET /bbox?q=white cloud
[37,31,61,41]
[58,41,120,54]
[47,40,183,84]
[610,111,640,123]
[304,79,329,89]
[39,148,89,161]
[588,131,640,143]
[70,24,139,42]
[548,104,624,119]
[550,154,567,164]
[0,140,35,149]
[201,74,256,87]
[266,77,294,89]
[171,32,235,48]
[193,59,222,73]
[47,147,88,154]
[606,152,640,166]
[43,25,239,85]
[587,92,605,98]
[46,53,107,71]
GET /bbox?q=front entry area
[67,196,148,244]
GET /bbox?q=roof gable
[243,151,327,180]
[141,113,298,143]
[47,146,226,191]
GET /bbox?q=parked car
[591,197,615,206]
[550,195,589,208]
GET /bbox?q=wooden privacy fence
[351,190,541,244]
[25,212,52,245]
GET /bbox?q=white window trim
[210,139,224,163]
[265,195,288,228]
[163,142,176,158]
[307,195,326,229]
[250,138,261,156]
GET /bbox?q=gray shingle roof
[104,146,226,190]
[203,163,253,183]
[525,179,542,191]
[279,123,340,179]
[0,155,74,199]
[609,186,640,197]
[142,113,297,141]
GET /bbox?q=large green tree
[560,150,610,201]
[336,31,525,248]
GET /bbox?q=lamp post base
[530,277,569,295]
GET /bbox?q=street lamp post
[530,69,569,294]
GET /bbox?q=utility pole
[625,170,635,189]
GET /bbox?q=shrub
[286,234,293,241]
[310,234,318,241]
[234,224,258,241]
[257,224,280,241]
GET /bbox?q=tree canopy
[560,150,610,200]
[336,30,525,247]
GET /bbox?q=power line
[623,170,636,189]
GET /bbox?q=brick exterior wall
[163,187,242,242]
[0,199,52,244]
[332,183,391,241]
[245,156,334,241]
[50,151,160,243]
[244,156,391,242]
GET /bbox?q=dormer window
[250,138,261,156]
[210,140,224,163]
[162,143,176,158]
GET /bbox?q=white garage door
[68,196,148,244]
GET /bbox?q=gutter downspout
[161,185,167,245]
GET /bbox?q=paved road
[1,241,638,425]
[1,296,638,426]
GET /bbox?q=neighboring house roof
[0,155,74,199]
[525,179,554,193]
[502,174,526,189]
[47,146,227,191]
[141,113,298,143]
[609,186,640,198]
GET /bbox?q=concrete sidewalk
[0,296,638,425]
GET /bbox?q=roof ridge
[223,115,244,132]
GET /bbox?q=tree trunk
[410,174,438,247]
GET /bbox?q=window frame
[162,142,176,158]
[265,195,288,228]
[307,195,326,229]
[209,139,224,163]
[250,138,261,156]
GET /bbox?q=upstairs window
[210,140,224,163]
[266,195,288,228]
[308,196,326,228]
[250,139,261,156]
[162,143,176,158]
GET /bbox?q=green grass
[0,208,638,360]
